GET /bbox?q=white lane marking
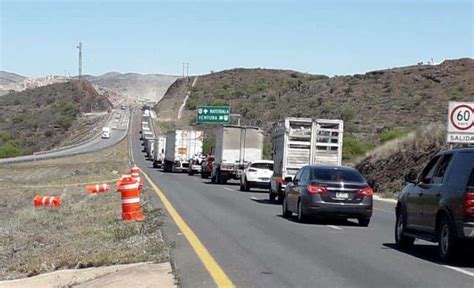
[327,225,343,230]
[374,208,395,214]
[250,196,261,201]
[443,265,474,278]
[223,187,234,192]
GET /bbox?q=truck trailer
[269,118,344,201]
[211,125,264,184]
[164,130,203,172]
[152,136,167,168]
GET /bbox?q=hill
[155,58,474,159]
[0,71,26,85]
[86,72,179,104]
[0,80,112,158]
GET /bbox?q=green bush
[185,98,197,110]
[0,142,23,158]
[263,143,272,160]
[343,136,374,160]
[209,99,226,106]
[60,102,79,116]
[12,113,28,124]
[56,115,74,130]
[379,129,408,143]
[0,131,13,144]
[203,137,215,155]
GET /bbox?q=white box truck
[269,118,344,201]
[164,130,203,172]
[101,127,111,139]
[211,126,264,184]
[152,136,167,168]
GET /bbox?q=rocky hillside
[0,80,111,158]
[155,58,473,159]
[84,72,179,104]
[356,123,447,197]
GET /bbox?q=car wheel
[358,217,370,227]
[282,197,292,217]
[438,216,459,262]
[297,200,306,223]
[395,210,415,249]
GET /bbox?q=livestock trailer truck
[152,136,167,168]
[211,125,264,184]
[269,118,344,201]
[164,130,203,172]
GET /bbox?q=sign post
[447,102,474,145]
[196,106,231,124]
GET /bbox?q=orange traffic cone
[87,184,110,194]
[130,165,143,191]
[116,176,144,221]
[34,195,61,207]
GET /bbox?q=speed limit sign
[447,102,474,144]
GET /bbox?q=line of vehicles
[139,107,474,262]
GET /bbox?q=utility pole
[77,42,83,79]
[183,62,189,78]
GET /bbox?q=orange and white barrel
[34,195,61,207]
[87,184,110,194]
[116,176,144,221]
[130,166,143,191]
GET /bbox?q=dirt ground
[0,140,169,281]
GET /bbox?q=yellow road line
[141,170,235,288]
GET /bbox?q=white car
[240,160,274,192]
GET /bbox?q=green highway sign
[196,106,231,124]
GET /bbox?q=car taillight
[464,190,474,217]
[307,184,328,194]
[357,187,374,197]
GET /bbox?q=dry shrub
[356,123,447,196]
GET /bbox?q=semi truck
[269,118,344,201]
[211,125,264,184]
[164,130,203,172]
[152,136,167,168]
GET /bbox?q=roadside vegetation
[0,140,168,280]
[0,80,111,158]
[356,123,446,197]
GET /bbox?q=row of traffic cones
[33,165,145,222]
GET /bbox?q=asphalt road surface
[0,109,130,164]
[130,116,474,288]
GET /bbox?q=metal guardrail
[0,110,131,165]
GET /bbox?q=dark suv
[395,148,474,262]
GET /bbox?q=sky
[0,0,473,77]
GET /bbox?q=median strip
[140,170,235,288]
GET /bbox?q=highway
[130,115,474,288]
[0,109,130,164]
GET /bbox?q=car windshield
[251,163,274,171]
[311,168,364,183]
